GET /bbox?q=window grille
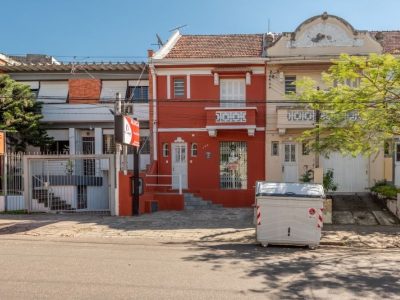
[220,141,247,189]
[191,143,198,157]
[162,143,169,157]
[173,78,185,97]
[285,76,296,94]
[271,141,279,156]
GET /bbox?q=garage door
[320,153,369,193]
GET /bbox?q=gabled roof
[370,31,400,54]
[163,34,264,59]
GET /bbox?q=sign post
[115,115,140,215]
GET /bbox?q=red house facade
[148,32,266,207]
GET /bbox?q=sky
[1,0,400,62]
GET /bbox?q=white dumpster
[255,182,325,249]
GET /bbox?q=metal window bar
[220,141,247,190]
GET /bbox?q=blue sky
[2,0,400,62]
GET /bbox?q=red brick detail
[68,78,101,104]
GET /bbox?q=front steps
[184,193,223,210]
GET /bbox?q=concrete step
[183,193,223,210]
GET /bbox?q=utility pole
[115,93,122,215]
[315,108,320,168]
[133,136,139,216]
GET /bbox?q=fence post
[179,174,182,195]
[3,152,7,211]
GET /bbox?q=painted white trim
[128,80,149,86]
[187,75,191,99]
[154,67,265,76]
[153,31,182,59]
[156,69,212,76]
[158,127,265,132]
[204,106,258,111]
[167,75,171,99]
[151,67,158,161]
[206,125,256,130]
[152,57,267,66]
[159,128,207,132]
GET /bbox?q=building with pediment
[265,12,398,192]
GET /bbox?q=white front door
[320,152,369,192]
[220,79,245,107]
[172,143,188,189]
[283,143,298,182]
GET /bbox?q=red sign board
[115,115,140,147]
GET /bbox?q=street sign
[0,131,5,155]
[115,115,140,147]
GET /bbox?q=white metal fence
[1,153,115,213]
[25,154,115,213]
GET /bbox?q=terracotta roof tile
[370,31,400,54]
[165,34,264,59]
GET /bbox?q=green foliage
[299,169,314,183]
[0,75,52,151]
[323,169,338,192]
[295,53,400,156]
[370,181,399,199]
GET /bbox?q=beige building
[264,12,397,192]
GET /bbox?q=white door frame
[282,143,298,182]
[171,141,188,189]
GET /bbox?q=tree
[0,74,52,151]
[295,53,400,156]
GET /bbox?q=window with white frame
[220,79,245,107]
[162,143,169,157]
[191,143,198,157]
[173,78,185,98]
[271,141,279,156]
[284,76,296,94]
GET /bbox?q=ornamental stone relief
[288,23,364,48]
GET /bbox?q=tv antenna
[151,33,164,49]
[169,24,187,32]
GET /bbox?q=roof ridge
[181,33,264,37]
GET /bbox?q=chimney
[147,49,154,58]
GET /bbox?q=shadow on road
[182,242,400,299]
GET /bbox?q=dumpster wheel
[261,243,268,248]
[308,245,317,250]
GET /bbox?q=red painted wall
[157,131,265,207]
[153,67,266,207]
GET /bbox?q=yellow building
[265,12,397,192]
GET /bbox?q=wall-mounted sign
[0,131,5,155]
[115,115,140,147]
[216,111,246,123]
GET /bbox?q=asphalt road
[0,237,399,300]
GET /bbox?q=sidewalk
[0,209,399,248]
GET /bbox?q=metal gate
[24,154,115,213]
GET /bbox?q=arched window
[162,143,169,157]
[191,143,198,157]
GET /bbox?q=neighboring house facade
[0,57,151,170]
[264,13,399,192]
[149,32,266,206]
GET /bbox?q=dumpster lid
[256,182,325,198]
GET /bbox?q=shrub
[371,182,399,199]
